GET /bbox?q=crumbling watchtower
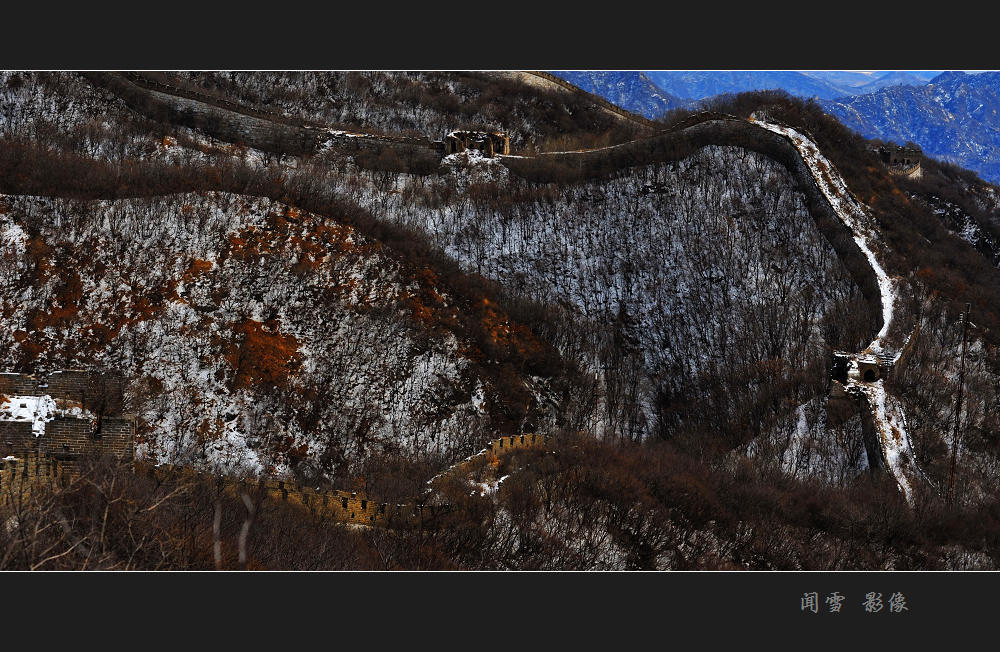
[831,351,894,386]
[877,143,923,178]
[442,131,510,157]
[0,370,134,468]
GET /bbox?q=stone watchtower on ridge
[877,143,923,178]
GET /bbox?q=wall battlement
[0,454,68,506]
[876,144,922,178]
[444,131,510,157]
[483,433,547,455]
[4,369,546,529]
[270,433,549,526]
[143,463,448,527]
[142,434,549,529]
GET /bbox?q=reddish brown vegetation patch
[27,237,55,279]
[79,321,121,349]
[224,319,301,391]
[182,258,214,283]
[21,270,85,361]
[476,297,546,360]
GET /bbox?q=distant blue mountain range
[548,71,688,117]
[549,70,1000,185]
[821,72,1000,184]
[658,70,941,100]
[645,70,848,101]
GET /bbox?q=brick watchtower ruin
[442,131,511,157]
[0,370,134,468]
[877,143,923,179]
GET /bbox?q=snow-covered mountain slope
[5,68,988,502]
[320,142,871,453]
[5,70,1000,569]
[1,71,189,164]
[904,172,1000,268]
[751,116,923,501]
[751,118,901,356]
[0,192,563,481]
[158,71,642,153]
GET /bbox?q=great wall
[139,432,550,528]
[0,371,134,462]
[0,454,66,508]
[746,117,924,501]
[79,72,653,165]
[1,72,930,508]
[0,370,133,509]
[1,368,549,527]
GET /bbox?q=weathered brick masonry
[1,371,133,466]
[0,370,123,414]
[0,454,67,506]
[0,372,40,396]
[485,433,546,455]
[41,416,134,461]
[5,363,550,525]
[0,421,33,457]
[146,434,550,528]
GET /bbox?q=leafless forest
[1,72,999,569]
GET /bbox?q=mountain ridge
[547,70,1000,185]
[1,71,999,569]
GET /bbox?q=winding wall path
[72,72,925,500]
[750,117,921,502]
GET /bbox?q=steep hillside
[155,71,647,153]
[3,71,1000,569]
[0,191,565,485]
[0,71,229,167]
[323,140,875,479]
[705,91,1000,504]
[0,71,880,488]
[901,157,1000,267]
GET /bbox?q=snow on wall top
[0,394,93,436]
[751,116,901,359]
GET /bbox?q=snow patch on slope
[855,382,916,502]
[0,214,27,256]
